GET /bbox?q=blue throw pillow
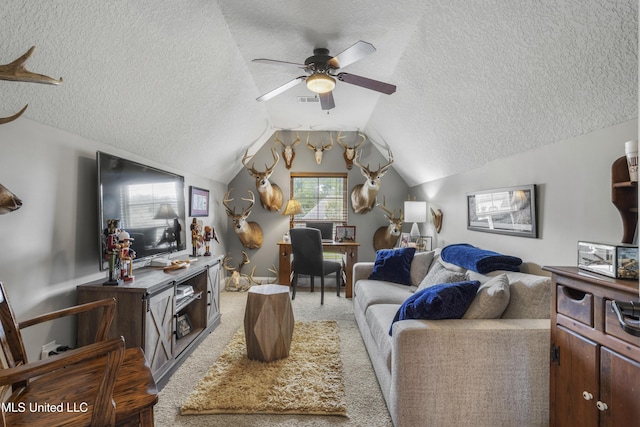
[368,247,416,286]
[389,280,481,335]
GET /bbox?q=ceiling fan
[253,40,396,111]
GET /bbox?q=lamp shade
[404,201,427,223]
[282,199,302,216]
[154,203,177,220]
[306,74,336,94]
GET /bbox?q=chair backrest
[0,282,30,395]
[306,222,333,241]
[290,228,325,277]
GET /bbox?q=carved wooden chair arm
[18,297,116,342]
[0,336,124,387]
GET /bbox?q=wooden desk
[277,240,359,298]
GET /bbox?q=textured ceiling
[0,0,637,186]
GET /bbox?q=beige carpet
[180,321,347,416]
[155,288,393,426]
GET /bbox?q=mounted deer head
[431,208,443,233]
[223,189,264,249]
[242,147,284,211]
[222,251,260,291]
[373,196,404,250]
[0,183,22,215]
[306,132,333,165]
[337,131,366,170]
[350,148,394,214]
[274,131,300,169]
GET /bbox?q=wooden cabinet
[77,257,222,389]
[545,266,640,427]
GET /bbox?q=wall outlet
[41,340,57,359]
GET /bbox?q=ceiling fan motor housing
[305,48,335,71]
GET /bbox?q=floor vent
[297,96,319,103]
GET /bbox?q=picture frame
[467,184,537,238]
[176,313,192,339]
[335,225,356,242]
[415,236,433,252]
[397,232,410,248]
[189,186,209,217]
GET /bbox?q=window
[290,173,348,229]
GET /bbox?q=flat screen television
[97,151,187,270]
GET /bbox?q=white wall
[411,119,638,276]
[0,118,228,360]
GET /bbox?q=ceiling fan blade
[252,58,309,70]
[328,40,376,69]
[337,73,396,95]
[256,76,306,102]
[319,91,335,110]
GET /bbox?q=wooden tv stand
[77,256,222,389]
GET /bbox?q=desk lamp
[282,199,302,230]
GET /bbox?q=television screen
[97,151,187,270]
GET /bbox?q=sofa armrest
[390,318,550,427]
[353,262,375,284]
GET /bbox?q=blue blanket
[440,243,522,274]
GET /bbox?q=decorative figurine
[190,218,203,257]
[203,225,218,256]
[118,230,136,282]
[103,219,121,286]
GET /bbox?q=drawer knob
[596,401,608,411]
[582,391,593,400]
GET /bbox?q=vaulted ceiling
[1,1,637,186]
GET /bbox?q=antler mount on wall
[0,46,63,125]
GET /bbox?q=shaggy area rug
[180,320,347,417]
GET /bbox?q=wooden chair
[290,227,342,304]
[0,282,158,426]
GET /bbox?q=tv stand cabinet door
[144,286,175,380]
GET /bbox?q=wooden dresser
[545,266,640,427]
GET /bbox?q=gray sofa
[353,249,551,427]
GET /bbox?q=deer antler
[241,149,260,176]
[378,148,394,174]
[222,253,235,271]
[241,190,255,216]
[322,132,334,150]
[0,105,28,125]
[274,131,284,147]
[376,196,395,219]
[238,250,250,271]
[337,131,366,149]
[265,147,279,174]
[223,189,236,216]
[0,47,62,85]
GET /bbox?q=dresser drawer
[557,285,594,327]
[605,300,640,346]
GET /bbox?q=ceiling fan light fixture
[306,74,336,94]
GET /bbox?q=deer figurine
[242,147,284,211]
[373,196,404,251]
[350,148,394,214]
[306,132,333,165]
[223,189,264,249]
[336,131,366,170]
[274,131,300,169]
[222,251,260,291]
[0,183,22,214]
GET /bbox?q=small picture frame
[415,236,433,252]
[176,313,192,339]
[397,232,410,248]
[189,186,210,217]
[335,225,356,242]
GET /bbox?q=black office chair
[289,228,342,304]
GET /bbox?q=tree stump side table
[243,284,294,362]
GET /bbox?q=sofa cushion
[417,259,467,291]
[365,304,399,371]
[410,250,436,287]
[354,280,414,313]
[501,272,551,319]
[390,281,481,334]
[463,273,510,319]
[369,247,416,286]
